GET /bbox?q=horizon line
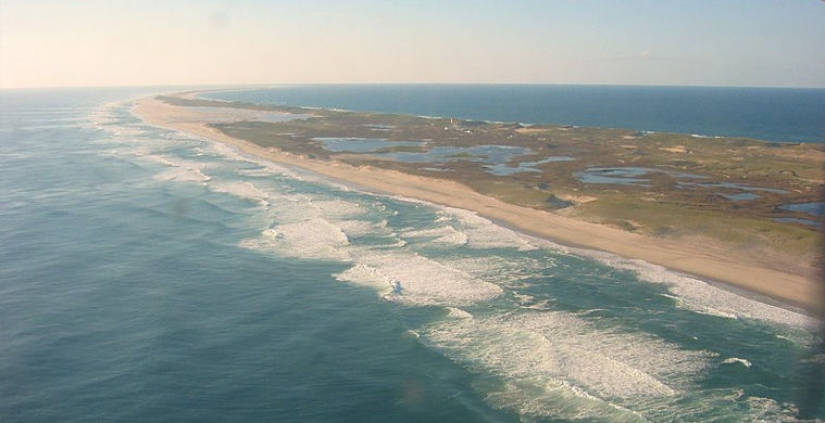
[3,82,825,91]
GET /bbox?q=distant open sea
[1,86,823,422]
[202,84,825,143]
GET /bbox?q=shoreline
[133,94,823,316]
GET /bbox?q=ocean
[201,84,825,144]
[1,86,823,422]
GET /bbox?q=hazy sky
[1,0,823,89]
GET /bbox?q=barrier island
[136,92,824,314]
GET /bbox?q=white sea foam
[334,263,390,291]
[445,307,474,320]
[441,207,538,251]
[141,154,211,183]
[377,198,541,251]
[256,194,385,241]
[308,199,366,219]
[236,165,293,178]
[98,143,158,158]
[261,193,314,220]
[205,143,300,179]
[153,166,210,183]
[722,357,752,368]
[269,192,393,239]
[336,219,387,237]
[86,101,124,129]
[438,255,546,288]
[421,310,713,421]
[241,217,352,261]
[577,249,818,328]
[435,229,470,246]
[742,396,801,422]
[107,126,147,139]
[512,292,535,305]
[336,252,502,306]
[400,225,469,245]
[209,181,271,206]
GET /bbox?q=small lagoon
[486,156,575,176]
[575,167,706,186]
[779,201,825,217]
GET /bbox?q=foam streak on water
[582,250,819,328]
[420,310,712,421]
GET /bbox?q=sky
[1,0,823,89]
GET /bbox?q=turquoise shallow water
[0,87,823,422]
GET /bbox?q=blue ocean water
[1,87,823,422]
[203,84,825,143]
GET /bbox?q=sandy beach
[134,94,823,314]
